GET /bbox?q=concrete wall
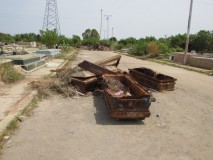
[189,57,213,70]
[173,52,196,64]
[173,52,213,70]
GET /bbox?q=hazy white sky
[0,0,212,39]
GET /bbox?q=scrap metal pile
[67,55,177,120]
[31,55,177,120]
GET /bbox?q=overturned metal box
[102,74,151,120]
[129,68,177,91]
[70,77,98,94]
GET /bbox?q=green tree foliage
[82,29,100,46]
[58,35,72,46]
[71,35,81,48]
[169,34,186,49]
[114,44,124,50]
[14,33,41,42]
[190,30,212,53]
[0,33,15,43]
[109,37,117,42]
[40,29,58,48]
[129,42,148,56]
[82,29,100,40]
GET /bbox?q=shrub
[129,42,148,56]
[114,44,124,50]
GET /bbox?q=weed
[0,63,24,84]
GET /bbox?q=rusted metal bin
[70,77,98,93]
[129,68,177,91]
[102,74,151,120]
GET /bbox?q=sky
[0,0,213,39]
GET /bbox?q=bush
[147,42,159,57]
[157,42,173,57]
[129,42,148,56]
[0,63,24,83]
[114,44,124,50]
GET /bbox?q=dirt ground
[0,50,213,160]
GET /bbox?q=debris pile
[30,77,76,97]
[30,67,79,97]
[30,54,177,120]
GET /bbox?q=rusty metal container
[129,68,177,91]
[70,77,98,93]
[102,74,151,120]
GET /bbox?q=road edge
[0,59,71,142]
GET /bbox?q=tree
[0,33,15,43]
[58,35,70,46]
[169,34,186,49]
[125,37,137,45]
[71,35,81,48]
[82,29,100,40]
[190,30,212,53]
[40,29,58,48]
[81,29,100,47]
[109,37,117,42]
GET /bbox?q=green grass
[0,63,24,84]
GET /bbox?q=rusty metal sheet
[102,74,151,120]
[129,68,177,91]
[78,60,117,76]
[70,77,98,93]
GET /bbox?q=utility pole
[183,0,194,65]
[100,9,103,39]
[104,15,112,40]
[103,30,106,39]
[112,27,114,38]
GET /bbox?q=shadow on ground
[93,91,144,125]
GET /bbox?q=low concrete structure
[36,49,61,56]
[173,52,213,70]
[18,42,37,48]
[189,56,213,70]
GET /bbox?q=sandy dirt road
[1,50,213,160]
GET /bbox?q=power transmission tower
[104,15,112,40]
[43,0,61,34]
[183,0,194,64]
[100,9,103,39]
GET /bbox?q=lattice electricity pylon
[43,0,61,34]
